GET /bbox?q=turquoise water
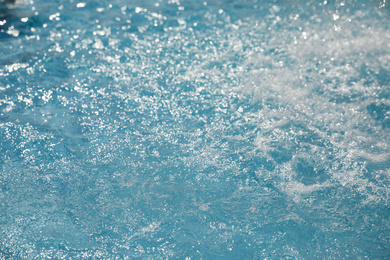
[1,0,390,259]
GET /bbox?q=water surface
[1,0,390,259]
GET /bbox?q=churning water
[1,0,390,259]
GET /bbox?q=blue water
[1,0,390,259]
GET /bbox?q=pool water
[1,0,390,259]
